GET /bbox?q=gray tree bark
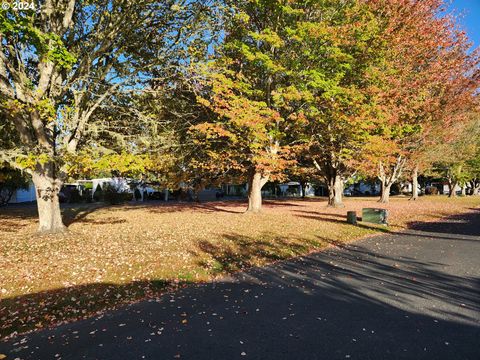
[327,174,344,208]
[379,182,392,203]
[31,167,66,233]
[410,165,419,200]
[473,181,480,195]
[448,180,458,197]
[378,156,405,204]
[247,171,269,213]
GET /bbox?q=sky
[450,0,480,49]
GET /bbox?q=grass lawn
[1,195,479,340]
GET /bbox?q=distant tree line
[0,0,479,232]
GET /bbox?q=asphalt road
[1,209,479,360]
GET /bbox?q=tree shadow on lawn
[0,198,350,231]
[0,228,389,341]
[146,199,305,216]
[0,279,193,341]
[1,231,479,359]
[294,209,346,219]
[0,204,43,232]
[63,201,239,226]
[0,230,317,341]
[0,219,29,233]
[194,231,479,316]
[0,203,38,220]
[0,201,244,230]
[406,208,480,237]
[192,233,323,275]
[62,203,110,226]
[294,211,392,235]
[0,202,108,227]
[294,206,480,239]
[146,201,245,215]
[262,199,305,207]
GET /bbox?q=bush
[171,188,185,201]
[425,186,439,195]
[148,191,164,200]
[83,189,93,203]
[390,183,401,195]
[234,186,244,196]
[70,188,82,203]
[103,183,132,205]
[134,188,142,201]
[93,185,104,202]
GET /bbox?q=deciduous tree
[361,0,479,203]
[285,0,385,207]
[0,0,212,231]
[190,0,305,212]
[432,118,480,197]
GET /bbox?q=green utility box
[362,208,388,225]
[347,211,357,225]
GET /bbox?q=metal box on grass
[362,208,388,225]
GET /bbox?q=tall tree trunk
[467,180,475,195]
[247,171,269,213]
[474,181,480,196]
[31,169,66,233]
[313,158,343,207]
[300,180,306,199]
[379,181,392,203]
[377,157,405,204]
[448,181,458,198]
[327,174,344,207]
[461,184,466,196]
[334,175,344,207]
[410,165,419,201]
[327,176,335,205]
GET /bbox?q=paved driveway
[1,209,479,359]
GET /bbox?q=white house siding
[90,178,130,193]
[443,184,462,194]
